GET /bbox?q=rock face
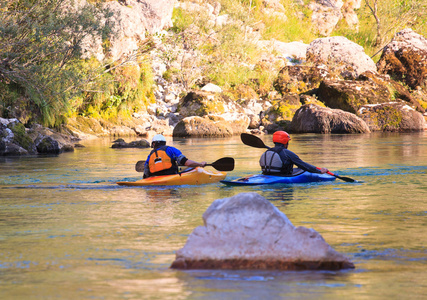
[291,104,370,133]
[171,192,355,271]
[80,0,175,61]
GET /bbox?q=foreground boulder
[171,192,355,270]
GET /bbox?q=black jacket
[260,145,320,175]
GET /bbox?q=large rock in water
[171,192,355,270]
[291,104,370,133]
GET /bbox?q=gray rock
[306,36,377,78]
[171,192,355,270]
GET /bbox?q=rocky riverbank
[2,1,427,156]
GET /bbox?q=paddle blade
[135,160,145,172]
[240,133,269,149]
[326,170,356,183]
[208,157,235,172]
[335,175,356,183]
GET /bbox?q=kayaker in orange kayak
[260,131,329,175]
[143,134,206,178]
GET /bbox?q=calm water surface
[1,132,426,299]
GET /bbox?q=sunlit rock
[377,28,427,90]
[358,103,426,132]
[171,192,355,270]
[173,116,235,137]
[306,36,377,78]
[291,104,370,133]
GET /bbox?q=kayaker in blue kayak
[260,131,329,176]
[143,134,206,178]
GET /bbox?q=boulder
[0,119,76,155]
[0,120,37,156]
[291,104,370,133]
[28,124,76,153]
[309,0,343,36]
[175,90,250,135]
[173,116,234,137]
[171,192,355,270]
[274,65,329,95]
[317,79,392,114]
[111,138,150,148]
[306,36,377,78]
[35,136,61,154]
[358,103,426,132]
[177,90,245,117]
[377,28,427,90]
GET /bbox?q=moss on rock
[7,122,35,152]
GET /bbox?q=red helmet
[273,131,291,144]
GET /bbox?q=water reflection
[1,132,426,299]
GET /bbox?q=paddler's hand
[318,168,329,174]
[184,159,207,168]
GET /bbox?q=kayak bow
[117,167,227,186]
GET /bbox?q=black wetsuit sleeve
[285,149,321,173]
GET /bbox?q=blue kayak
[220,169,336,186]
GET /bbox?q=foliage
[0,0,110,127]
[2,0,427,128]
[336,0,427,58]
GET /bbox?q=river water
[1,132,426,299]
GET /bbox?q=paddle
[316,168,356,183]
[240,133,356,183]
[135,157,235,172]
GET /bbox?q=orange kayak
[116,167,227,186]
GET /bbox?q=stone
[358,103,426,132]
[377,29,427,90]
[291,104,370,133]
[317,79,392,114]
[173,116,233,137]
[171,192,355,270]
[306,36,377,78]
[111,139,150,148]
[201,83,222,93]
[35,136,61,154]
